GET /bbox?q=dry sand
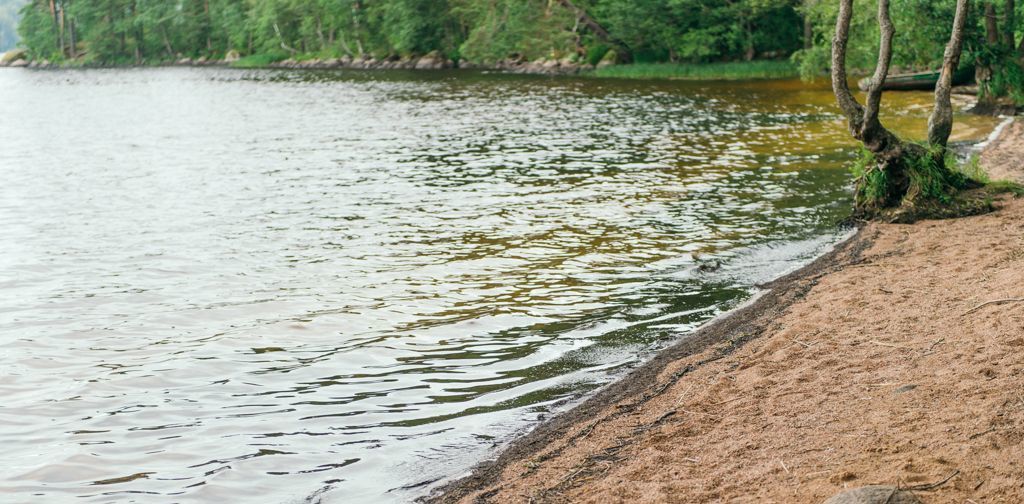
[430,119,1024,503]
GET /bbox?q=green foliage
[591,60,798,80]
[850,143,1011,223]
[955,155,988,184]
[794,0,1000,79]
[585,44,610,66]
[452,0,576,63]
[968,43,1024,105]
[11,0,1024,109]
[850,149,891,206]
[231,50,289,68]
[903,147,969,204]
[9,0,828,67]
[985,179,1024,197]
[592,0,802,63]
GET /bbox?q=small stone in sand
[822,486,922,504]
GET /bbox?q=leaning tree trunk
[928,0,969,148]
[831,0,975,220]
[831,0,909,160]
[556,0,633,62]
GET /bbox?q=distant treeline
[14,0,1024,76]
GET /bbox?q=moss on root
[850,145,1023,223]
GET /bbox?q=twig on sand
[903,470,960,491]
[680,409,721,420]
[790,338,813,349]
[968,426,1008,439]
[778,458,791,474]
[870,339,911,349]
[714,396,743,406]
[964,297,1024,315]
[920,337,945,356]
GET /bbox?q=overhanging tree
[831,0,991,222]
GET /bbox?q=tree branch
[863,0,894,126]
[556,0,632,61]
[830,0,864,131]
[928,0,970,148]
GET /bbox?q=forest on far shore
[10,1,1024,84]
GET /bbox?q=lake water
[0,68,997,503]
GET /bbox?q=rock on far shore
[0,48,27,67]
[0,48,598,74]
[263,52,590,75]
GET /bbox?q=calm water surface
[0,68,997,503]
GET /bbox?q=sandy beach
[430,119,1024,503]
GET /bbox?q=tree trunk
[56,1,65,56]
[352,1,365,56]
[832,0,973,217]
[273,23,297,54]
[929,0,970,148]
[131,0,141,64]
[204,0,212,53]
[978,1,1000,105]
[744,19,756,60]
[1005,0,1016,49]
[69,16,77,58]
[161,25,174,58]
[555,0,632,62]
[985,2,999,44]
[316,16,326,50]
[804,16,813,49]
[47,0,60,53]
[831,0,901,154]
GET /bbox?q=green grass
[848,144,1024,223]
[231,52,289,68]
[986,179,1024,196]
[590,60,799,81]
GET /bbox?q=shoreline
[0,52,798,80]
[423,217,874,504]
[426,119,1024,503]
[0,52,599,75]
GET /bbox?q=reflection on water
[0,68,997,503]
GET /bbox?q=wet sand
[429,119,1024,503]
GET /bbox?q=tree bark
[161,25,174,58]
[316,16,326,50]
[47,0,60,53]
[831,0,984,217]
[68,15,77,58]
[985,2,999,45]
[204,0,212,53]
[1005,0,1016,49]
[929,0,970,148]
[555,0,632,62]
[273,23,297,54]
[804,13,814,49]
[831,0,900,154]
[56,0,65,56]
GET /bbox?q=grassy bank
[231,53,288,69]
[591,60,799,80]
